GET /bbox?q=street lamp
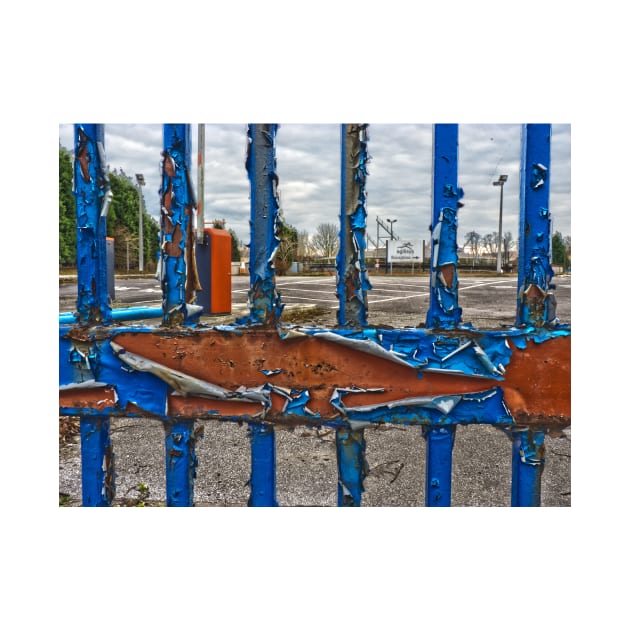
[493,174,508,273]
[135,174,145,272]
[386,218,397,274]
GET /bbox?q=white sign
[386,239,422,263]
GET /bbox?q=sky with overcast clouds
[58,123,570,250]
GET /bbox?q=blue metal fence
[59,123,570,507]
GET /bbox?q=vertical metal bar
[336,427,367,506]
[243,124,284,326]
[164,420,197,507]
[73,124,112,325]
[336,124,371,327]
[80,416,114,506]
[426,124,463,329]
[510,428,545,507]
[247,423,278,507]
[197,123,205,244]
[516,124,554,327]
[423,425,455,507]
[160,124,202,326]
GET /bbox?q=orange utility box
[195,228,232,315]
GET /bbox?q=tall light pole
[493,174,507,273]
[386,218,397,274]
[135,174,145,272]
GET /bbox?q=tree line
[60,145,160,270]
[59,145,242,270]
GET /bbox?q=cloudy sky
[58,123,570,249]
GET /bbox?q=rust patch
[59,386,117,410]
[111,330,500,417]
[502,335,570,425]
[439,263,455,288]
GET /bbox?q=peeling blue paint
[336,124,372,327]
[159,124,202,326]
[510,427,545,507]
[165,420,197,507]
[238,124,284,326]
[60,321,568,428]
[336,427,367,506]
[517,124,555,327]
[423,425,456,507]
[426,124,464,329]
[80,416,114,507]
[73,124,112,325]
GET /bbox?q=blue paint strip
[80,416,114,506]
[510,428,545,507]
[248,423,278,506]
[423,426,456,506]
[336,124,372,327]
[516,124,554,326]
[74,124,112,325]
[426,124,463,329]
[165,420,197,507]
[239,124,284,326]
[336,427,367,506]
[160,124,201,326]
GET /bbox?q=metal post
[336,123,371,327]
[80,416,114,506]
[73,124,112,325]
[493,174,507,273]
[516,124,554,327]
[165,420,197,506]
[248,423,278,506]
[197,124,205,244]
[160,124,202,325]
[336,427,367,506]
[426,124,463,329]
[423,426,456,506]
[242,124,284,325]
[510,428,545,506]
[136,174,145,272]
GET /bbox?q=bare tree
[464,231,481,257]
[482,232,499,255]
[312,222,340,259]
[297,230,314,261]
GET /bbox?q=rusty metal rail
[59,123,570,507]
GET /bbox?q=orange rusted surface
[112,329,570,424]
[501,335,570,424]
[59,386,117,411]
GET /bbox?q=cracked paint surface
[159,124,202,326]
[427,124,464,329]
[336,124,372,327]
[59,322,570,430]
[73,125,112,325]
[517,124,555,327]
[238,124,284,326]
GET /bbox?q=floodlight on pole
[136,174,145,272]
[386,218,398,274]
[493,174,508,273]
